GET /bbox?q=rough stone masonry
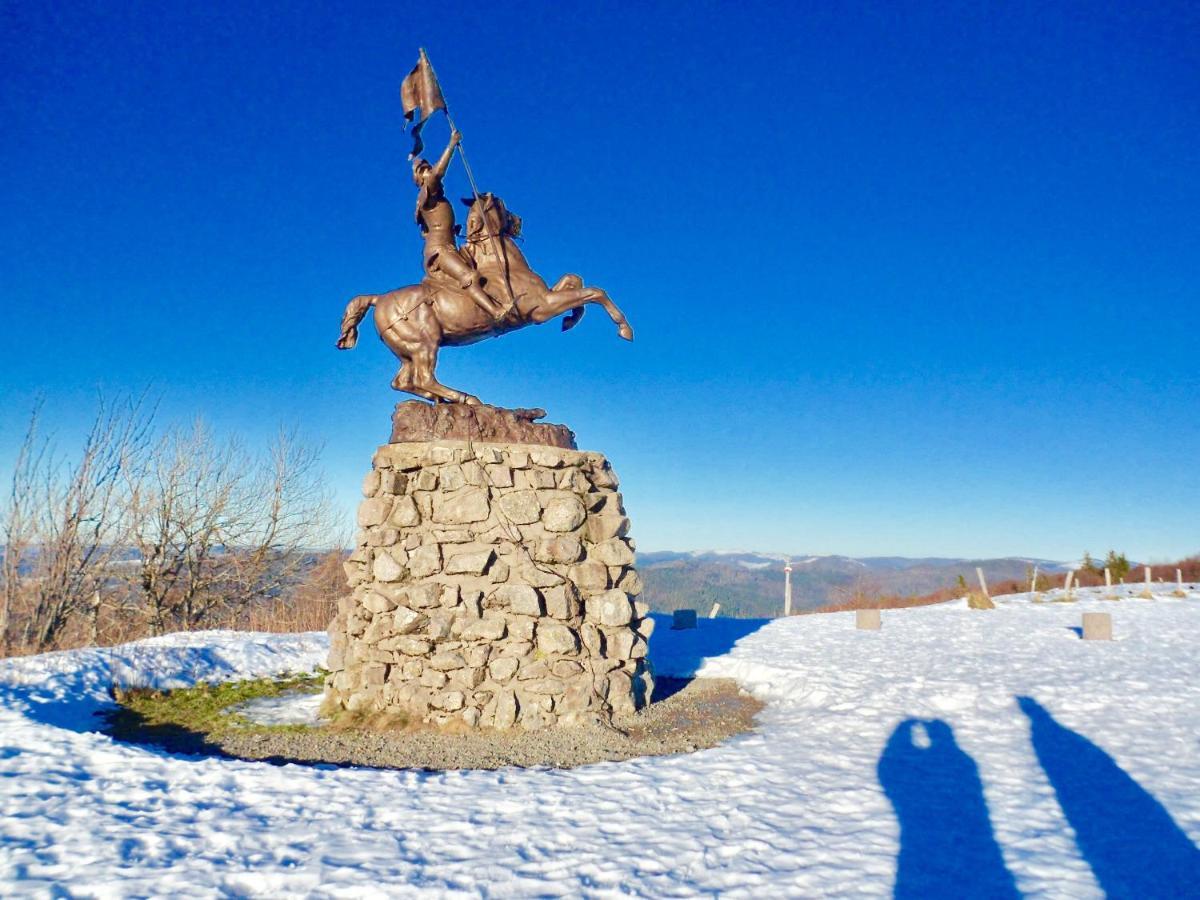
[325,437,653,730]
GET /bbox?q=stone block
[357,497,391,527]
[407,583,442,609]
[417,672,446,691]
[506,617,535,643]
[534,535,583,565]
[408,544,442,579]
[372,551,405,583]
[1082,612,1112,641]
[543,584,581,620]
[434,691,465,711]
[856,609,882,631]
[390,607,427,635]
[542,495,587,532]
[388,495,420,527]
[568,561,610,592]
[498,490,541,525]
[463,644,491,668]
[461,616,507,642]
[493,584,542,616]
[428,651,467,671]
[537,623,579,655]
[485,464,514,487]
[432,487,490,525]
[672,609,697,630]
[362,470,381,497]
[591,539,635,567]
[551,659,584,678]
[494,691,518,728]
[617,568,644,597]
[524,679,566,695]
[589,590,634,627]
[378,470,406,495]
[444,548,495,575]
[586,515,631,543]
[362,591,396,616]
[488,657,519,682]
[440,464,467,491]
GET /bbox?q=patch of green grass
[108,670,327,742]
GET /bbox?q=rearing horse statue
[336,193,633,405]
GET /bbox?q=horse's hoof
[617,323,634,341]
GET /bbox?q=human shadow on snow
[1017,696,1200,898]
[877,718,1019,899]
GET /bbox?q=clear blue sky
[2,1,1197,561]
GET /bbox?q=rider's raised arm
[432,130,461,180]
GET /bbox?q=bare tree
[124,420,243,635]
[124,423,334,633]
[0,403,48,653]
[215,428,334,629]
[2,396,152,651]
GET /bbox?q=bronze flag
[400,49,446,158]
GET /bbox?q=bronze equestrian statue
[336,57,632,406]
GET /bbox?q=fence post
[1140,566,1154,599]
[976,567,990,599]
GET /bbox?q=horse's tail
[336,294,377,349]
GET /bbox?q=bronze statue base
[390,401,577,448]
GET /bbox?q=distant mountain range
[637,550,1071,618]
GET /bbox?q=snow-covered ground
[2,585,1198,897]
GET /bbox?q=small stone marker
[856,609,882,630]
[1082,612,1112,641]
[672,608,698,630]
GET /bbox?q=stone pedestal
[324,424,653,730]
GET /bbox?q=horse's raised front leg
[551,276,586,332]
[532,284,633,341]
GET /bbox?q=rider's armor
[415,180,504,316]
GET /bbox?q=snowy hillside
[2,586,1199,896]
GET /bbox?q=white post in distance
[975,567,990,600]
[709,602,721,618]
[783,561,793,617]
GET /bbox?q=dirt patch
[109,676,761,770]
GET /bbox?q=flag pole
[418,48,514,306]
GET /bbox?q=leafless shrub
[2,396,342,657]
[123,422,336,634]
[1,396,152,652]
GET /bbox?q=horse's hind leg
[410,344,482,405]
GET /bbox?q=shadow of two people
[877,698,1200,898]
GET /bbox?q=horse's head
[462,192,522,243]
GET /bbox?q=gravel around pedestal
[210,677,760,770]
